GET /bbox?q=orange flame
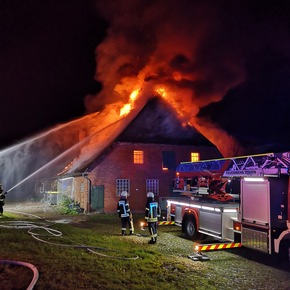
[120,104,131,116]
[120,89,140,116]
[156,86,184,118]
[117,84,242,157]
[130,89,139,101]
[156,87,166,97]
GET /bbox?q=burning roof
[117,97,215,146]
[0,93,220,196]
[60,95,221,175]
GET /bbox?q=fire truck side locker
[240,176,289,255]
[240,179,271,253]
[169,200,239,241]
[199,203,238,241]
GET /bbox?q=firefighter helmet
[147,192,154,198]
[121,191,128,197]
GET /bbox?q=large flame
[84,1,247,157]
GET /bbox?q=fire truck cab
[167,152,290,257]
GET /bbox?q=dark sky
[0,0,106,147]
[1,0,290,156]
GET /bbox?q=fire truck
[166,152,290,257]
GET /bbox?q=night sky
[0,0,106,147]
[1,0,290,155]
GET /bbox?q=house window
[191,152,200,162]
[162,151,176,170]
[40,183,45,194]
[116,179,130,197]
[146,179,159,196]
[134,150,144,164]
[59,177,74,198]
[80,182,84,193]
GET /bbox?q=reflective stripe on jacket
[117,199,130,218]
[145,201,160,223]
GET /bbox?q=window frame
[80,182,85,193]
[133,150,144,164]
[146,179,159,196]
[40,183,45,194]
[162,151,176,170]
[191,152,200,162]
[116,179,130,197]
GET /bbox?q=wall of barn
[88,142,221,213]
[34,177,90,212]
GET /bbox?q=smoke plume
[85,0,290,156]
[84,0,248,156]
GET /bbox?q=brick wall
[88,142,221,213]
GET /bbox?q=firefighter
[145,192,161,244]
[117,191,134,236]
[0,184,7,218]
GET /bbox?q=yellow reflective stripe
[158,221,175,225]
[197,243,242,251]
[147,218,158,222]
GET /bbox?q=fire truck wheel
[184,216,198,240]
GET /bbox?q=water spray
[5,114,131,193]
[0,111,100,157]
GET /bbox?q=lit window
[191,152,200,162]
[116,179,130,197]
[134,150,144,164]
[146,179,159,196]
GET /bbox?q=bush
[57,196,82,215]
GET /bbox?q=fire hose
[0,219,139,260]
[1,213,140,260]
[0,218,139,289]
[27,225,140,260]
[0,260,39,290]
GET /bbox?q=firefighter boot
[122,230,126,236]
[148,239,154,244]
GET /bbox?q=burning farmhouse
[30,96,222,213]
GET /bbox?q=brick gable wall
[88,142,221,213]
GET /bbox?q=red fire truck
[166,152,290,257]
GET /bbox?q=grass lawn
[0,212,200,289]
[0,209,289,290]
